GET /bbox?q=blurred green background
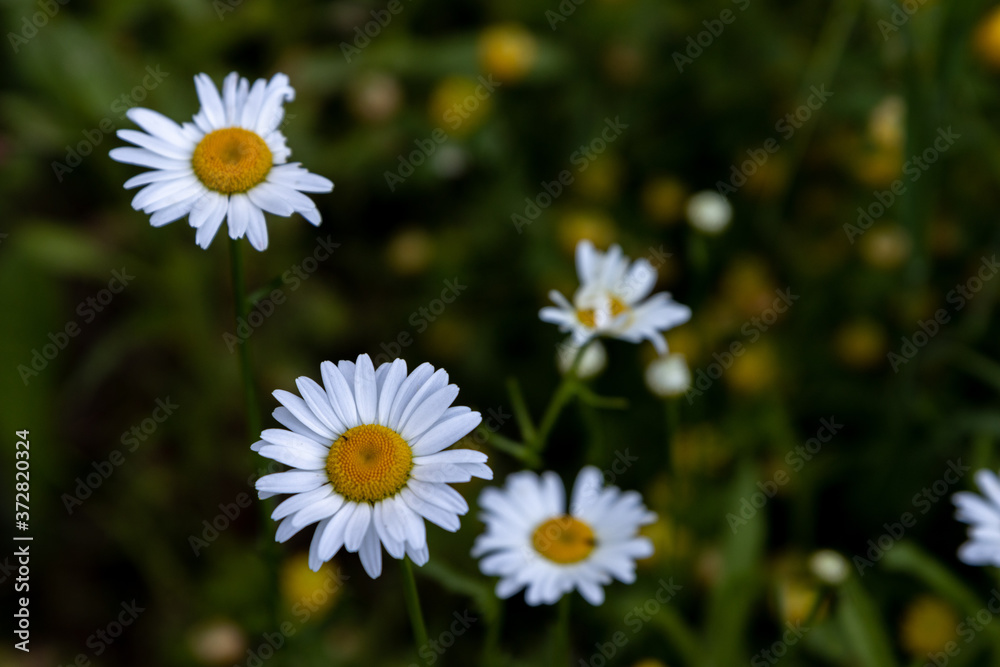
[7,0,1000,665]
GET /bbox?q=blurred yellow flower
[631,660,669,667]
[859,223,912,270]
[556,209,617,254]
[641,176,687,225]
[719,256,778,318]
[726,343,777,395]
[834,320,887,369]
[639,518,693,567]
[900,596,959,657]
[868,95,906,152]
[743,153,788,199]
[975,7,1000,69]
[429,76,494,136]
[665,328,702,362]
[386,227,434,275]
[188,620,246,665]
[575,153,624,202]
[928,216,964,258]
[671,424,731,475]
[853,145,903,188]
[479,23,537,83]
[346,71,403,124]
[281,553,342,618]
[603,43,645,85]
[776,577,826,625]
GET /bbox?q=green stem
[531,341,591,454]
[550,595,572,666]
[229,239,261,438]
[402,557,431,665]
[228,239,279,639]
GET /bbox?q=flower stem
[531,341,591,455]
[401,557,431,665]
[550,595,572,665]
[228,239,280,637]
[229,238,261,438]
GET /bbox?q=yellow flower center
[531,515,597,564]
[191,128,272,194]
[325,424,413,503]
[577,296,629,328]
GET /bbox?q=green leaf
[837,578,898,667]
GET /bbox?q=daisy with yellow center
[253,354,491,578]
[472,467,656,606]
[110,72,334,251]
[539,240,691,355]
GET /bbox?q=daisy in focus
[472,466,656,606]
[539,240,691,355]
[110,72,333,251]
[253,354,491,578]
[953,468,1000,566]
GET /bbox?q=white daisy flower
[645,353,691,398]
[953,469,1000,567]
[686,190,732,234]
[253,354,492,579]
[109,71,334,251]
[471,466,656,606]
[555,338,607,379]
[539,240,691,355]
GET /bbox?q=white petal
[401,487,461,531]
[247,181,295,216]
[117,129,192,160]
[149,195,199,227]
[260,428,329,455]
[308,517,333,571]
[290,493,346,528]
[321,361,359,427]
[256,470,327,495]
[571,466,604,514]
[294,378,344,437]
[354,354,378,424]
[194,73,226,128]
[257,444,326,470]
[271,485,333,520]
[125,107,197,149]
[195,195,229,248]
[189,191,227,229]
[273,389,336,441]
[358,523,384,578]
[123,168,193,189]
[377,359,408,426]
[244,200,269,251]
[255,73,294,135]
[410,412,482,457]
[344,501,372,552]
[387,363,436,430]
[400,385,459,442]
[110,147,188,170]
[316,502,356,563]
[221,72,240,125]
[240,78,267,129]
[407,479,468,514]
[414,449,488,465]
[131,176,201,212]
[227,193,252,239]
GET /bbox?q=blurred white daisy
[253,354,491,578]
[686,190,732,234]
[472,466,656,606]
[110,72,333,251]
[556,338,607,379]
[953,469,1000,567]
[539,240,691,354]
[644,353,691,398]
